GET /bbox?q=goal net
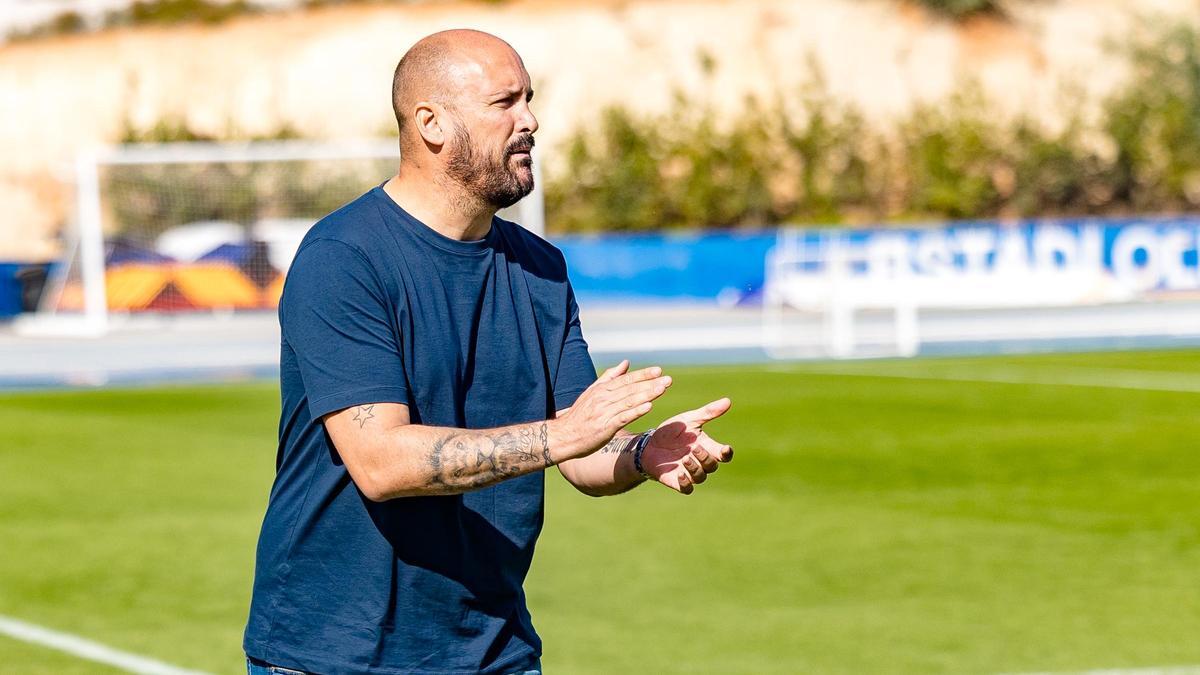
[33,140,545,335]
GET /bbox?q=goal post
[762,228,921,360]
[25,139,545,336]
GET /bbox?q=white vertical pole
[522,150,546,238]
[894,247,919,357]
[826,235,855,358]
[761,232,785,358]
[76,150,108,335]
[895,297,919,357]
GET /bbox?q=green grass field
[1,349,1199,674]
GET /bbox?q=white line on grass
[0,614,213,675]
[771,363,1200,394]
[1003,662,1200,667]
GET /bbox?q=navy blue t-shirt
[244,186,597,674]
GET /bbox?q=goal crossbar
[93,139,401,166]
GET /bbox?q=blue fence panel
[0,263,23,317]
[552,230,777,305]
[552,216,1200,304]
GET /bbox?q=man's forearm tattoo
[596,433,637,456]
[539,423,551,468]
[426,422,552,492]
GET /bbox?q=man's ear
[414,102,445,148]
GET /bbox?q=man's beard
[444,123,535,209]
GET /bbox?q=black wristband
[632,430,654,478]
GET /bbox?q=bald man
[244,30,733,675]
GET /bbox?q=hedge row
[543,21,1200,232]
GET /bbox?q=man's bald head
[389,29,538,209]
[391,29,523,154]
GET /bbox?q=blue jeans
[246,656,543,675]
[246,658,306,675]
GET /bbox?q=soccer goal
[762,228,920,360]
[25,139,546,336]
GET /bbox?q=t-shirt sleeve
[554,283,598,412]
[281,238,411,420]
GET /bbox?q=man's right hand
[550,360,671,462]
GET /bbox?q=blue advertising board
[553,229,777,305]
[0,263,23,317]
[553,217,1200,304]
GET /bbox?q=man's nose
[517,103,538,135]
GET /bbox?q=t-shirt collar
[371,185,498,256]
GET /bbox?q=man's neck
[382,170,496,242]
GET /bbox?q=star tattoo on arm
[352,405,376,429]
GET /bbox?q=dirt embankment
[1,0,1194,259]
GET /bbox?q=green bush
[662,95,778,228]
[7,11,88,40]
[1007,113,1107,216]
[546,107,669,233]
[545,20,1200,232]
[781,82,877,222]
[121,0,255,27]
[1102,20,1200,211]
[545,102,783,233]
[545,78,1005,231]
[914,0,1005,20]
[7,0,482,40]
[895,89,1007,219]
[8,0,257,40]
[545,76,881,232]
[50,11,87,35]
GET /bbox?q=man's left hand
[641,398,734,494]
